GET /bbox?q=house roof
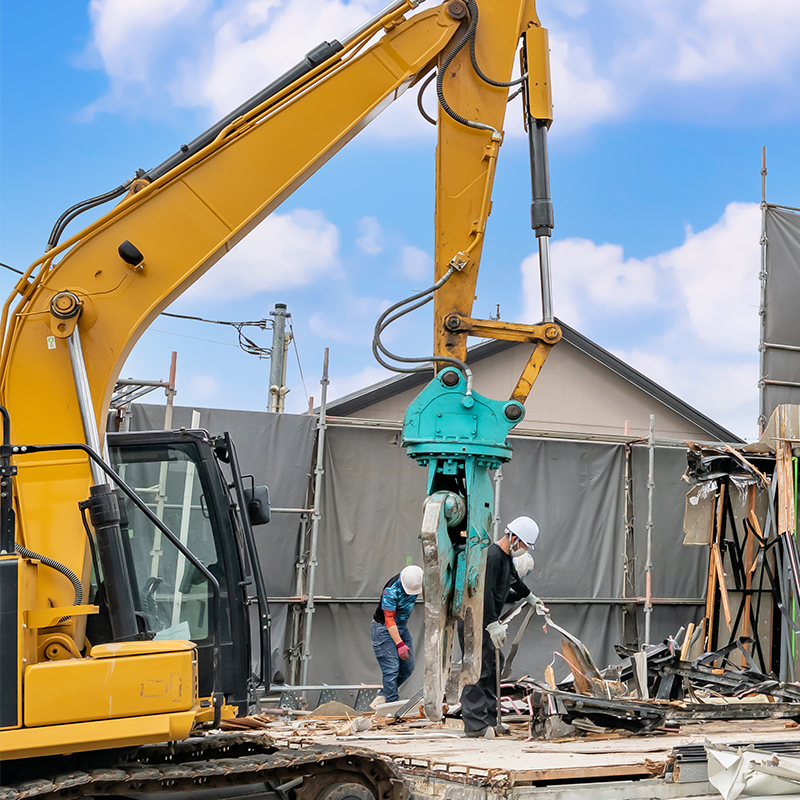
[325,319,744,444]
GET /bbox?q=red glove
[397,642,411,661]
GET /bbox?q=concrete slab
[302,718,800,799]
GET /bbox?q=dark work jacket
[483,543,531,626]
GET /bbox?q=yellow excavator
[0,0,559,796]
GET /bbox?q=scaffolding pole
[758,146,768,435]
[644,414,655,646]
[299,348,329,685]
[621,443,639,649]
[288,510,311,684]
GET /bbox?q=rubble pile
[517,633,800,738]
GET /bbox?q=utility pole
[268,303,291,412]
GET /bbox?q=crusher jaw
[402,367,524,720]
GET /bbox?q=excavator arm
[0,0,559,754]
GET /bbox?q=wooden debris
[312,700,360,718]
[335,717,374,736]
[218,715,273,731]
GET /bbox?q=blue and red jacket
[373,573,417,627]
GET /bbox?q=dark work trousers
[459,625,505,733]
[371,620,414,702]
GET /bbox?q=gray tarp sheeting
[127,404,706,691]
[306,428,704,689]
[631,445,706,644]
[764,206,800,418]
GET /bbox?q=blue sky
[3,0,800,439]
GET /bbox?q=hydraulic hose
[417,71,437,125]
[464,0,526,88]
[435,9,483,131]
[14,543,83,621]
[433,0,523,135]
[47,183,131,250]
[372,268,474,394]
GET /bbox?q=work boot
[464,726,495,739]
[369,695,386,710]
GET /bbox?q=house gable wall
[335,341,722,441]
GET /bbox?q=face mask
[510,537,528,557]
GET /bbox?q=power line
[0,262,272,358]
[160,311,272,359]
[149,329,240,348]
[161,311,270,328]
[288,318,309,405]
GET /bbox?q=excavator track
[0,733,406,800]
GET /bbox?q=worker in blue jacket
[370,565,424,706]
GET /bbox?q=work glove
[526,593,549,616]
[486,620,508,649]
[396,641,411,661]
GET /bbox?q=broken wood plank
[507,761,664,785]
[680,623,695,661]
[712,542,732,632]
[561,641,592,695]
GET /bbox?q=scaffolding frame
[277,414,734,681]
[757,148,800,433]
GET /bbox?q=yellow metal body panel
[90,640,195,658]
[0,709,197,760]
[25,604,97,630]
[24,647,197,727]
[443,317,561,402]
[512,342,554,403]
[0,3,461,631]
[446,316,561,344]
[525,26,552,122]
[433,0,543,361]
[0,0,556,763]
[195,702,237,724]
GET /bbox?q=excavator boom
[0,0,559,772]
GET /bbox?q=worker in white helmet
[370,564,424,707]
[461,516,547,738]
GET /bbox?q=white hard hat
[513,552,535,578]
[400,565,423,595]
[506,516,540,548]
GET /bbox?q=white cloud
[522,201,759,342]
[327,365,392,402]
[522,238,657,327]
[521,202,761,438]
[82,0,211,117]
[82,0,800,133]
[87,0,198,82]
[547,35,619,130]
[185,208,339,301]
[400,245,432,281]
[356,216,384,255]
[660,202,760,352]
[199,0,373,118]
[672,0,800,83]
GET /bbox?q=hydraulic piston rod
[524,26,555,323]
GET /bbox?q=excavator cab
[105,428,272,715]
